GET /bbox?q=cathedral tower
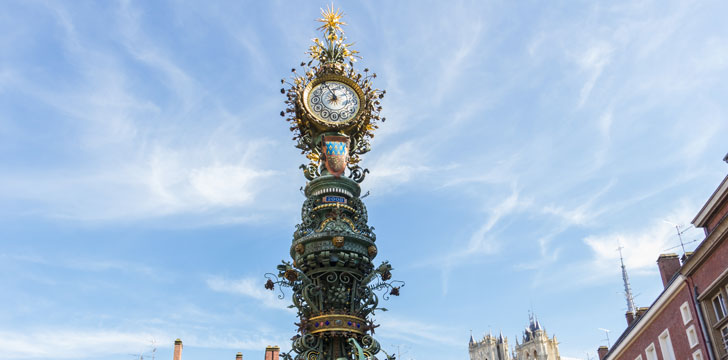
[264,6,402,360]
[514,316,560,360]
[470,315,561,360]
[470,332,511,360]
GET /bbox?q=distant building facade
[470,316,560,360]
[597,158,728,360]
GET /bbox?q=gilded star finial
[308,4,359,65]
[317,4,347,37]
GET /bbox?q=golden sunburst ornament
[306,4,359,65]
[316,4,347,35]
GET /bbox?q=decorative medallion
[295,243,305,254]
[322,135,349,177]
[368,245,377,257]
[332,236,345,248]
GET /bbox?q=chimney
[265,346,280,360]
[657,253,680,287]
[173,339,183,360]
[636,307,649,318]
[625,311,635,326]
[236,352,243,360]
[597,346,609,360]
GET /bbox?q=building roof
[602,273,686,360]
[692,174,728,228]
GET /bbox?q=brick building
[597,157,728,360]
[169,339,280,360]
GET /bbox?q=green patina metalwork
[265,6,402,360]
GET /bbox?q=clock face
[307,81,360,124]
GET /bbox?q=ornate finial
[317,4,346,35]
[309,4,358,66]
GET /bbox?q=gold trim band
[308,314,366,335]
[313,203,356,212]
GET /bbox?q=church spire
[618,245,637,315]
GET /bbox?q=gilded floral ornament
[310,5,358,65]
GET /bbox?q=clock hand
[322,82,337,101]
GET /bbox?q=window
[635,355,643,360]
[713,293,727,320]
[659,329,676,360]
[701,278,728,358]
[645,343,658,360]
[692,350,703,360]
[686,325,699,348]
[681,302,693,324]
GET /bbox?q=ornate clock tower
[264,6,402,360]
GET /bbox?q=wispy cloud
[0,326,290,359]
[2,253,165,280]
[377,315,462,347]
[0,2,284,223]
[365,140,436,192]
[575,42,614,107]
[431,184,530,294]
[206,276,294,312]
[583,203,704,276]
[529,199,705,293]
[0,329,169,359]
[540,179,615,228]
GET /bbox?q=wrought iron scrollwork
[300,162,321,181]
[348,164,369,183]
[349,197,375,239]
[294,195,318,238]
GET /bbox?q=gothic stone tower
[470,316,561,360]
[264,6,402,360]
[470,332,511,360]
[514,316,560,360]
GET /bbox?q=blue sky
[1,1,727,360]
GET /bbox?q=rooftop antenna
[617,244,636,315]
[390,343,410,360]
[149,338,157,360]
[662,220,694,256]
[598,328,611,348]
